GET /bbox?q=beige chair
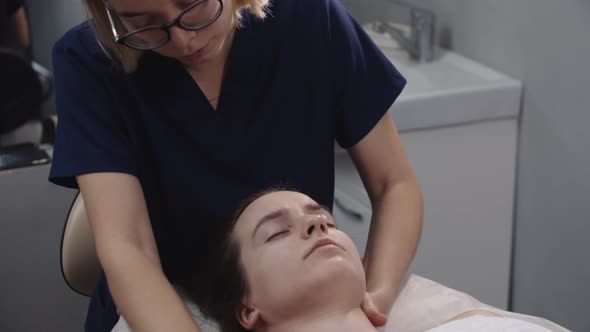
[60,192,101,296]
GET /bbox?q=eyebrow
[251,202,333,239]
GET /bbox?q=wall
[27,0,87,115]
[341,0,590,330]
[27,0,87,69]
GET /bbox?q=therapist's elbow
[378,177,423,203]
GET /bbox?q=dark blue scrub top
[50,0,406,330]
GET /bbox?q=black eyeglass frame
[105,0,224,50]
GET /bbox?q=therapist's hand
[361,291,388,327]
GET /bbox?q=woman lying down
[114,190,564,332]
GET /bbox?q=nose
[302,214,329,239]
[168,25,196,50]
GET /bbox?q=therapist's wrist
[366,284,396,314]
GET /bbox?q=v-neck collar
[171,13,256,116]
[213,12,257,115]
[133,10,274,119]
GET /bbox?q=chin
[264,277,365,322]
[259,264,365,321]
[312,248,366,281]
[307,261,366,299]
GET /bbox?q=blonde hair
[83,0,270,72]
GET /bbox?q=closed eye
[266,230,289,242]
[126,17,160,30]
[327,223,337,229]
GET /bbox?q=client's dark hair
[180,188,286,332]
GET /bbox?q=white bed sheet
[383,274,570,332]
[425,316,552,332]
[112,274,571,332]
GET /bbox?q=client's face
[232,191,366,325]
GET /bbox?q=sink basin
[365,27,523,132]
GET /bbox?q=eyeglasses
[105,0,224,50]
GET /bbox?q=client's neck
[265,307,378,332]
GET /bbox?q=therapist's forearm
[99,241,201,332]
[363,180,423,313]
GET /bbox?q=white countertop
[388,48,522,132]
[365,26,523,132]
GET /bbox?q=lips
[184,49,202,59]
[304,238,341,259]
[181,42,209,61]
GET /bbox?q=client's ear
[236,303,261,329]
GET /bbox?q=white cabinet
[334,118,517,310]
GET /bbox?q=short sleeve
[5,0,25,15]
[324,0,407,148]
[49,29,137,189]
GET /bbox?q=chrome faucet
[371,0,436,63]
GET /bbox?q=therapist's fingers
[361,292,388,327]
